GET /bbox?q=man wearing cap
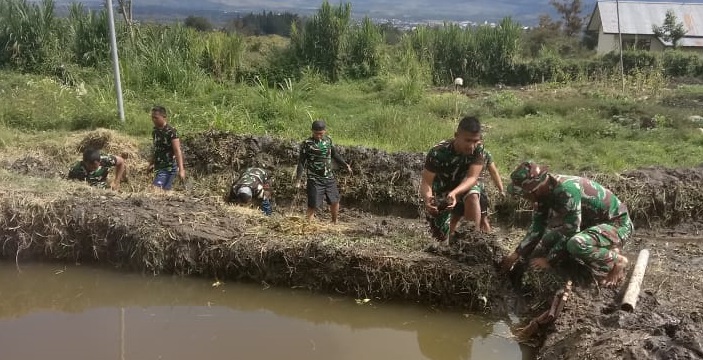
[421,115,485,244]
[295,119,352,224]
[227,167,273,215]
[500,161,633,287]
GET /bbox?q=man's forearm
[450,176,478,197]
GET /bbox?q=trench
[0,262,535,360]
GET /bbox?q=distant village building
[587,1,703,54]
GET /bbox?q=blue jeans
[153,164,177,190]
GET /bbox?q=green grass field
[1,68,702,176]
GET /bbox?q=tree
[184,16,213,32]
[652,9,687,49]
[549,0,584,37]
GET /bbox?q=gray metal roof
[588,1,703,40]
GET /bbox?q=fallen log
[621,249,650,312]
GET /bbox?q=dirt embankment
[0,181,512,313]
[2,129,703,360]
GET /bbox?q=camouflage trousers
[565,215,634,275]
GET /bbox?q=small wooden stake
[621,249,650,312]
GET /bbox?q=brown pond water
[0,262,532,360]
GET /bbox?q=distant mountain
[48,0,703,26]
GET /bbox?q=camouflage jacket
[516,175,631,261]
[295,135,347,182]
[152,124,179,170]
[424,140,485,196]
[67,154,117,188]
[230,167,270,200]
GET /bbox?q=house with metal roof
[587,1,703,54]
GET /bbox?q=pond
[0,262,532,360]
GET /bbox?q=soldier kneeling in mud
[500,161,633,287]
[226,167,273,216]
[67,148,126,190]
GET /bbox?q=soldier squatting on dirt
[295,119,352,224]
[227,167,274,216]
[500,161,634,287]
[148,106,186,191]
[421,116,485,245]
[67,148,126,190]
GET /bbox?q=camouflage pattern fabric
[67,154,117,188]
[424,140,485,197]
[514,173,634,274]
[423,140,485,241]
[469,149,493,195]
[507,160,549,196]
[231,167,270,200]
[152,124,179,171]
[297,135,345,181]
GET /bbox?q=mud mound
[537,238,703,360]
[2,156,60,178]
[425,230,506,266]
[181,130,425,213]
[0,186,512,313]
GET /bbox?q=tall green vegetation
[0,0,701,94]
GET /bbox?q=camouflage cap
[507,160,550,196]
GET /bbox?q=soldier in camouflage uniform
[421,116,485,244]
[227,167,274,215]
[67,148,126,190]
[295,119,352,224]
[467,146,505,233]
[148,106,185,191]
[500,160,633,287]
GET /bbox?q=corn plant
[0,0,61,71]
[68,3,110,67]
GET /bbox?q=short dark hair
[82,148,101,163]
[311,120,326,131]
[457,116,481,134]
[151,105,167,117]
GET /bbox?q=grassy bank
[1,69,703,176]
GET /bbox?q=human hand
[179,168,186,180]
[530,257,551,270]
[500,251,520,273]
[110,181,120,191]
[445,193,457,209]
[424,201,439,216]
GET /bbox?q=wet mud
[1,129,703,359]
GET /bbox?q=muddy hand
[529,257,550,270]
[500,251,520,273]
[425,202,439,216]
[445,193,457,209]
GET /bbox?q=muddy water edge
[0,262,532,360]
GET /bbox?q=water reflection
[0,262,531,360]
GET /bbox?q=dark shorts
[153,164,177,190]
[307,178,340,209]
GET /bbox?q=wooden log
[621,249,650,312]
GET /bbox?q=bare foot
[600,255,629,287]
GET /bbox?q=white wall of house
[597,29,617,54]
